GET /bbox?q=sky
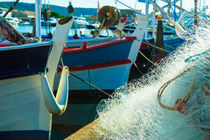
[1,0,209,14]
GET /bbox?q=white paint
[0,74,51,132]
[129,14,149,63]
[35,0,42,38]
[46,17,74,89]
[41,66,69,115]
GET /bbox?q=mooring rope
[203,83,210,95]
[69,72,112,97]
[143,41,171,53]
[138,50,157,66]
[157,67,194,112]
[58,59,112,98]
[133,62,143,75]
[124,21,136,27]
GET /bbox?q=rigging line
[57,65,112,98]
[143,42,171,53]
[139,50,157,66]
[60,57,65,67]
[69,72,112,97]
[134,63,144,75]
[3,0,19,18]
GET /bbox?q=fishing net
[175,11,210,40]
[94,21,210,140]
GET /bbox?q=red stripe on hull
[140,41,150,50]
[0,44,15,47]
[57,59,131,72]
[63,37,136,54]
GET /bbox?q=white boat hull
[0,74,51,139]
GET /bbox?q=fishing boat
[56,6,148,94]
[66,31,210,140]
[65,0,209,137]
[41,17,57,26]
[0,1,74,139]
[52,5,149,132]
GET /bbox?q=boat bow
[41,66,69,115]
[42,17,73,115]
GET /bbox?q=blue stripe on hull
[0,130,49,140]
[61,41,133,67]
[164,37,185,53]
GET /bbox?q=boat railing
[0,41,53,51]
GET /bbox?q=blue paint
[61,41,134,67]
[164,37,185,53]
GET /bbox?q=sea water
[94,22,210,139]
[14,24,113,36]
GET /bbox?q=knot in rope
[174,98,187,114]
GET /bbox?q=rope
[143,42,171,53]
[133,63,143,75]
[106,28,110,37]
[198,83,210,131]
[203,83,210,95]
[139,50,157,66]
[157,67,194,112]
[185,49,210,62]
[164,44,176,49]
[69,72,112,97]
[94,18,105,37]
[57,63,112,98]
[124,21,136,27]
[100,18,106,30]
[113,29,126,38]
[3,0,19,18]
[60,57,65,67]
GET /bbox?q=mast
[152,0,156,40]
[148,0,185,33]
[173,0,176,21]
[145,0,149,39]
[35,0,42,39]
[168,0,171,16]
[194,0,197,27]
[180,0,182,15]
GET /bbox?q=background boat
[52,6,149,135]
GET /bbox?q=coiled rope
[157,67,194,112]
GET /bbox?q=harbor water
[14,24,113,37]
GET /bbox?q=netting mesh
[94,22,210,140]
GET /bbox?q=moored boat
[52,6,149,132]
[0,13,73,139]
